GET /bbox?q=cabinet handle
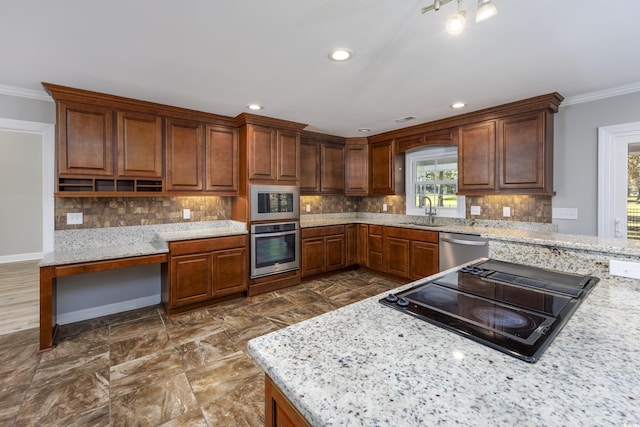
[440,237,487,247]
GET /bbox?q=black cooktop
[380,259,599,363]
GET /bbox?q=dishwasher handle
[440,237,488,247]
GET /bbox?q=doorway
[597,121,640,238]
[0,118,54,262]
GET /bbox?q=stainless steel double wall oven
[249,185,300,278]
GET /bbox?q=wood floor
[0,260,40,335]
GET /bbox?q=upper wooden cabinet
[345,139,368,196]
[57,102,114,177]
[237,114,306,186]
[370,140,404,195]
[166,119,204,191]
[458,121,496,192]
[117,111,162,178]
[497,110,551,193]
[300,131,345,195]
[44,83,239,196]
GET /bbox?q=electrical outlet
[66,212,83,225]
[552,208,578,220]
[503,207,511,217]
[306,204,311,213]
[383,203,388,212]
[183,209,191,220]
[470,205,481,215]
[609,259,640,279]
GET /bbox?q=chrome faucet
[423,196,435,224]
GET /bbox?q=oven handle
[440,237,488,247]
[252,230,299,238]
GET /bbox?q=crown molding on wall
[562,81,640,106]
[0,84,53,102]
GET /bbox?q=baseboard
[0,252,43,264]
[57,294,161,325]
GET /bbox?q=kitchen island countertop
[248,261,640,426]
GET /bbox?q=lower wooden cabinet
[164,234,247,313]
[345,224,357,266]
[367,225,384,271]
[265,375,311,427]
[301,225,345,277]
[409,240,439,280]
[381,227,439,280]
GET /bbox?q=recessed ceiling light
[358,128,371,133]
[329,48,353,62]
[247,104,263,111]
[451,102,466,109]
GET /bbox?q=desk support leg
[39,266,56,352]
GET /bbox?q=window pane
[416,159,436,181]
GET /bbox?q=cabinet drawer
[385,227,438,243]
[368,225,383,236]
[301,225,345,238]
[169,235,247,256]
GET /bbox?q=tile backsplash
[55,197,232,230]
[55,193,552,230]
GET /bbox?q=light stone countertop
[248,260,640,426]
[40,221,247,266]
[300,213,640,257]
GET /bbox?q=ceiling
[2,0,640,137]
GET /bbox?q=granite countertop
[40,221,247,266]
[248,264,640,426]
[300,214,640,257]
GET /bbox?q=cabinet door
[385,237,410,278]
[58,102,114,177]
[325,234,346,272]
[277,129,300,182]
[345,224,357,266]
[356,224,368,266]
[301,238,325,277]
[205,124,239,193]
[458,121,496,192]
[321,143,345,194]
[248,124,277,181]
[345,143,369,195]
[370,141,394,195]
[170,253,212,307]
[166,119,204,191]
[497,111,548,192]
[211,247,246,297]
[410,241,439,280]
[117,111,162,178]
[368,225,384,271]
[300,139,320,193]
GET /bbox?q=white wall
[0,130,43,257]
[553,91,640,235]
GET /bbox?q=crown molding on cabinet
[0,84,53,102]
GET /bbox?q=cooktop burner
[380,259,599,363]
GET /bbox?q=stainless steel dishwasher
[439,232,489,271]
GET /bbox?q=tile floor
[0,269,403,426]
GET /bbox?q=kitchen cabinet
[383,227,438,280]
[369,140,405,195]
[367,225,384,271]
[346,224,357,266]
[165,119,204,191]
[356,224,368,266]
[205,124,239,193]
[300,225,346,277]
[117,111,163,178]
[300,131,345,195]
[497,110,552,193]
[265,375,311,427]
[458,121,496,192]
[409,239,439,280]
[345,138,369,196]
[164,235,247,313]
[243,122,301,184]
[385,235,410,278]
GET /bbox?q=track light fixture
[421,0,497,34]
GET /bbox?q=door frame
[0,118,55,260]
[597,121,640,238]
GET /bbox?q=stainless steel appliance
[250,185,300,222]
[380,259,599,363]
[439,232,489,271]
[250,221,300,278]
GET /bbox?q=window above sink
[405,146,465,218]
